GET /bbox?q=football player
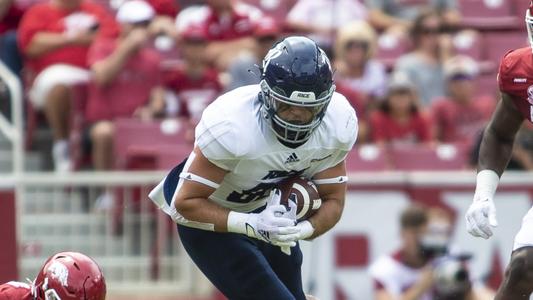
[0,251,106,300]
[465,2,533,299]
[149,36,358,299]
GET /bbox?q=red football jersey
[17,1,118,75]
[498,46,533,122]
[0,281,33,300]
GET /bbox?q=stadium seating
[113,118,192,169]
[345,145,389,172]
[475,72,498,99]
[389,143,469,171]
[155,144,192,170]
[375,32,411,71]
[484,31,528,63]
[452,30,483,61]
[240,0,298,24]
[459,0,521,30]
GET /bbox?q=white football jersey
[196,85,357,210]
[150,84,358,226]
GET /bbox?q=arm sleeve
[497,50,514,94]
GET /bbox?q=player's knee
[506,247,533,289]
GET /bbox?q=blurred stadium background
[1,0,533,299]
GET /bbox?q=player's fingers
[273,232,301,242]
[466,214,485,238]
[488,203,498,227]
[267,189,282,207]
[468,220,485,238]
[276,226,300,235]
[270,217,296,228]
[469,214,490,239]
[272,240,296,248]
[477,205,494,238]
[269,204,288,214]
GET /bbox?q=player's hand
[271,198,314,244]
[227,189,299,247]
[465,195,498,239]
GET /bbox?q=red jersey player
[0,252,106,300]
[465,2,533,299]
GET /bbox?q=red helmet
[33,252,106,300]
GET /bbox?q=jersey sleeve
[194,99,239,171]
[323,93,359,169]
[498,49,517,95]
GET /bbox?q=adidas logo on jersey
[285,153,300,164]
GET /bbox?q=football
[278,176,322,221]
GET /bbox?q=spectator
[431,55,495,149]
[0,0,25,75]
[394,10,452,106]
[163,23,222,140]
[365,0,460,32]
[18,0,118,172]
[369,72,432,146]
[85,0,165,172]
[286,0,367,47]
[334,20,387,104]
[175,0,262,69]
[226,16,281,90]
[369,204,494,300]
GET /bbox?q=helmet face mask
[44,288,61,300]
[527,2,533,48]
[260,36,335,145]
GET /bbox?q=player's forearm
[307,197,343,239]
[174,197,231,232]
[478,125,515,176]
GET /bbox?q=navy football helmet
[260,36,335,145]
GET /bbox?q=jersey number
[226,170,305,203]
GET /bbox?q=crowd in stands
[0,0,531,173]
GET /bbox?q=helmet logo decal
[48,261,69,287]
[262,43,284,73]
